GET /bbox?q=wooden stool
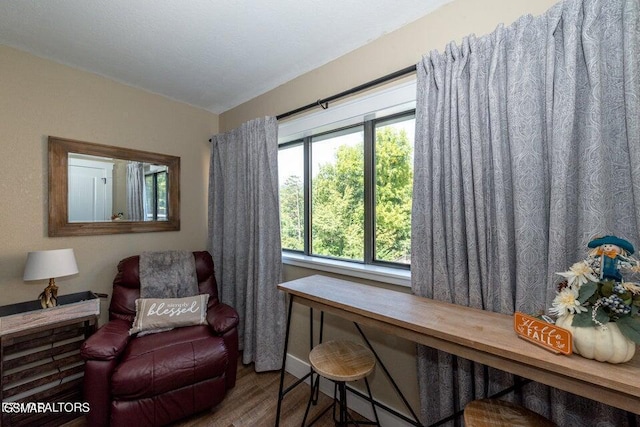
[464,399,557,427]
[302,340,380,426]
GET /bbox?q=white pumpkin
[555,314,636,363]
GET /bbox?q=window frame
[279,109,415,270]
[278,139,308,254]
[144,169,168,221]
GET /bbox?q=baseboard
[285,353,416,427]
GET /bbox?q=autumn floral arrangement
[549,236,640,362]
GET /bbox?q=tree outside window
[278,111,414,268]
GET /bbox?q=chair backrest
[108,251,220,322]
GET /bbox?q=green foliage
[577,282,597,303]
[374,127,412,262]
[615,316,640,344]
[279,127,413,263]
[599,280,614,297]
[312,143,365,259]
[572,308,609,327]
[280,175,304,251]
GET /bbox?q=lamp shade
[23,248,79,281]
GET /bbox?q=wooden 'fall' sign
[514,312,572,355]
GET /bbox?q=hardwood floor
[176,361,368,427]
[65,360,369,427]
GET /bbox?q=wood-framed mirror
[48,136,180,236]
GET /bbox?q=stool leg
[311,371,320,405]
[332,381,346,425]
[301,374,321,426]
[364,377,380,426]
[338,381,348,426]
[332,381,339,423]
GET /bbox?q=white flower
[557,261,598,287]
[622,282,640,295]
[549,287,588,317]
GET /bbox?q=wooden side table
[0,291,99,427]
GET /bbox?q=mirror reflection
[48,136,180,237]
[67,154,168,222]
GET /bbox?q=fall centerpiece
[550,235,640,363]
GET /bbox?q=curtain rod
[209,64,417,142]
[276,64,417,121]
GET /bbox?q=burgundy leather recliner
[81,251,239,427]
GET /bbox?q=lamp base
[39,279,58,309]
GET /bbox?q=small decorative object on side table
[549,235,640,364]
[0,291,99,426]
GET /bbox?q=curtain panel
[208,116,286,372]
[126,161,145,221]
[412,0,639,425]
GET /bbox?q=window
[279,110,414,268]
[312,126,365,260]
[374,116,414,265]
[278,144,304,251]
[144,166,168,221]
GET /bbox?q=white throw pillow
[129,294,209,336]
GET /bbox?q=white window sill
[282,252,411,288]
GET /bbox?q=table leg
[275,295,294,427]
[353,322,423,426]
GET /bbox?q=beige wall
[0,44,218,323]
[221,0,558,420]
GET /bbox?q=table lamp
[23,248,79,308]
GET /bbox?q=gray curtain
[412,0,639,425]
[208,116,286,372]
[126,161,145,221]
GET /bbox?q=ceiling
[0,0,451,114]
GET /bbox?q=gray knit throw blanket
[139,250,199,298]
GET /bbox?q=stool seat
[309,340,375,382]
[304,340,380,426]
[464,399,557,427]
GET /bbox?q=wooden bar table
[275,275,640,425]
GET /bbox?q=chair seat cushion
[111,325,228,400]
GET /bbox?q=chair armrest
[81,318,132,361]
[207,303,239,335]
